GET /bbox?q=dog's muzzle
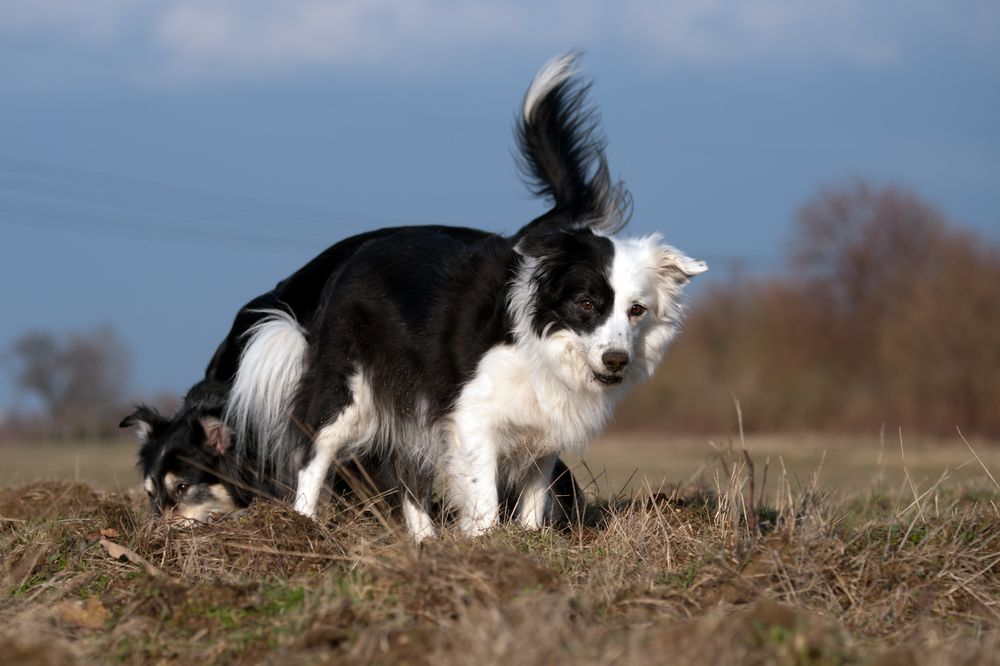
[601,350,629,372]
[594,350,629,386]
[593,373,623,386]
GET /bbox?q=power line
[0,154,437,230]
[0,203,319,251]
[0,154,784,269]
[0,154,448,250]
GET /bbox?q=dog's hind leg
[400,493,436,542]
[294,404,362,518]
[391,456,437,541]
[515,454,557,530]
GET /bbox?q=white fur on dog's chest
[455,344,613,459]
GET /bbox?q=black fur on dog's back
[204,225,493,386]
[125,226,493,512]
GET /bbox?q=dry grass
[8,432,1000,496]
[2,445,1000,665]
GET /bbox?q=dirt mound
[1,480,998,664]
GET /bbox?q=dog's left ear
[198,416,232,456]
[659,249,708,284]
[120,406,169,443]
[514,228,565,260]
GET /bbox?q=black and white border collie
[224,54,707,539]
[122,226,490,522]
[122,224,585,526]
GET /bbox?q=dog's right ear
[658,248,709,285]
[120,406,169,443]
[198,416,232,457]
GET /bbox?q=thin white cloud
[617,0,904,64]
[152,0,534,79]
[0,0,146,40]
[2,0,997,82]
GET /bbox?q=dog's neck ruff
[503,256,623,453]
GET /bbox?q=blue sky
[1,1,998,410]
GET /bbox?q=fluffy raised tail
[224,309,307,488]
[514,53,632,240]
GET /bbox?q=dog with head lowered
[214,54,707,539]
[121,226,437,523]
[122,226,586,527]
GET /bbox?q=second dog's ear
[658,249,708,285]
[199,416,232,456]
[120,406,169,443]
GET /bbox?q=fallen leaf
[55,597,109,629]
[2,545,46,591]
[85,527,121,541]
[99,538,166,578]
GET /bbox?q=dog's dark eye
[176,483,190,495]
[579,299,595,312]
[629,303,647,318]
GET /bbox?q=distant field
[580,430,1000,496]
[3,431,998,499]
[0,440,138,492]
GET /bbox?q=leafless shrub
[6,326,131,439]
[622,180,1000,436]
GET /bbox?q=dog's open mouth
[593,373,623,386]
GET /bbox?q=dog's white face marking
[163,472,179,496]
[143,476,154,497]
[170,484,237,524]
[518,234,705,396]
[579,238,659,388]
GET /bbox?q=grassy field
[2,433,999,664]
[3,430,998,496]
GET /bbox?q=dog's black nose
[602,350,629,372]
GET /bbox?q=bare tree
[790,181,1000,432]
[622,180,1000,436]
[791,180,948,318]
[9,326,131,438]
[12,332,62,416]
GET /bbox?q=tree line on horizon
[3,179,998,441]
[1,326,140,440]
[620,180,1000,438]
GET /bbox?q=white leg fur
[401,493,436,542]
[516,455,557,530]
[293,403,360,517]
[294,450,331,517]
[446,423,500,535]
